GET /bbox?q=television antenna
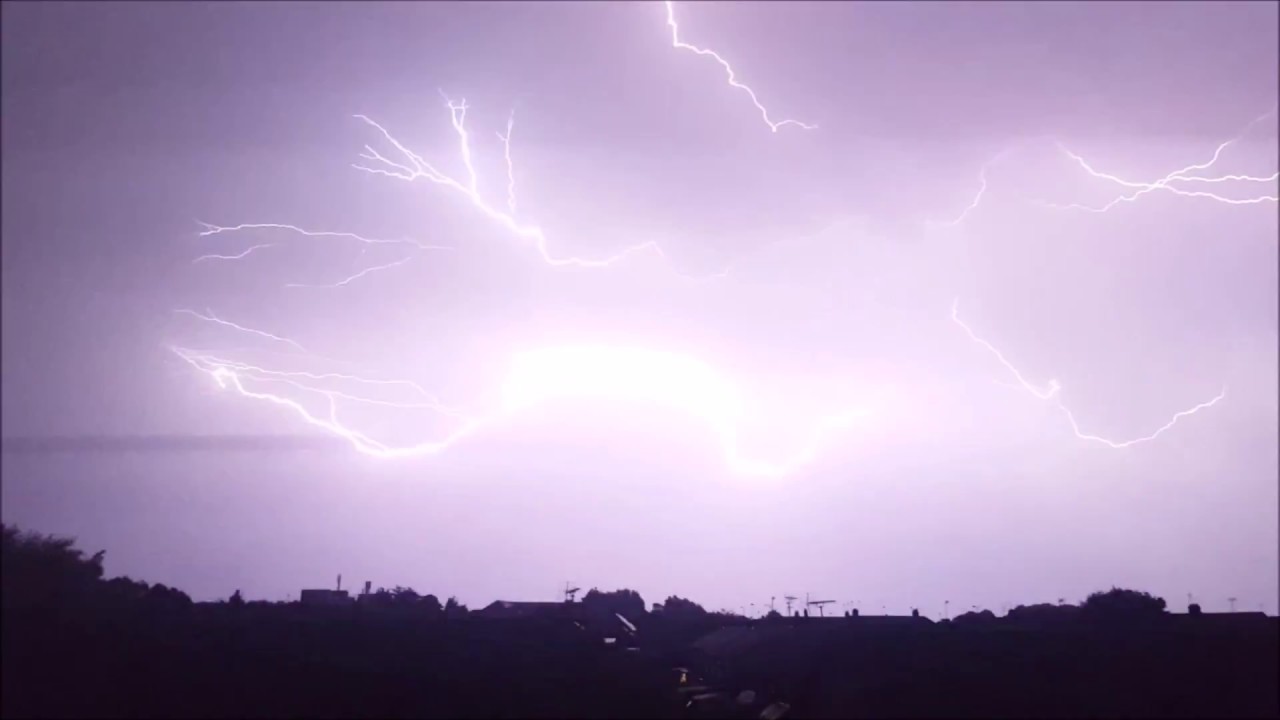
[784,596,798,615]
[564,582,581,603]
[806,593,835,617]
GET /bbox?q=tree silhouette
[1007,602,1081,623]
[2,525,198,619]
[1081,587,1167,620]
[661,595,707,618]
[103,576,151,603]
[145,583,193,610]
[388,586,420,605]
[582,588,646,618]
[229,589,245,607]
[953,609,997,625]
[444,596,468,617]
[1,524,106,609]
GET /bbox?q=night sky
[2,1,1276,614]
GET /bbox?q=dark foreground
[2,524,1277,718]
[5,602,1278,718]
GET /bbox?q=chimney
[337,574,342,592]
[364,580,372,596]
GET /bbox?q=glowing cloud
[176,7,1253,475]
[172,341,871,478]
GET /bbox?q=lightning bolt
[938,168,991,228]
[929,147,1020,228]
[353,98,665,269]
[1048,108,1279,212]
[284,256,416,290]
[1062,391,1228,449]
[663,1,816,133]
[949,301,1060,401]
[178,2,1253,475]
[196,221,452,252]
[174,349,485,457]
[174,309,307,353]
[496,109,518,216]
[193,243,275,264]
[178,74,863,476]
[951,299,1226,448]
[170,347,468,418]
[172,340,872,478]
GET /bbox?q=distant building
[845,614,933,629]
[476,600,638,647]
[477,600,575,619]
[300,589,353,607]
[1173,610,1271,629]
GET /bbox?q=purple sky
[2,1,1277,614]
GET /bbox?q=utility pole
[1228,597,1238,613]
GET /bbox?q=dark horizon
[7,522,1276,719]
[3,0,1276,617]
